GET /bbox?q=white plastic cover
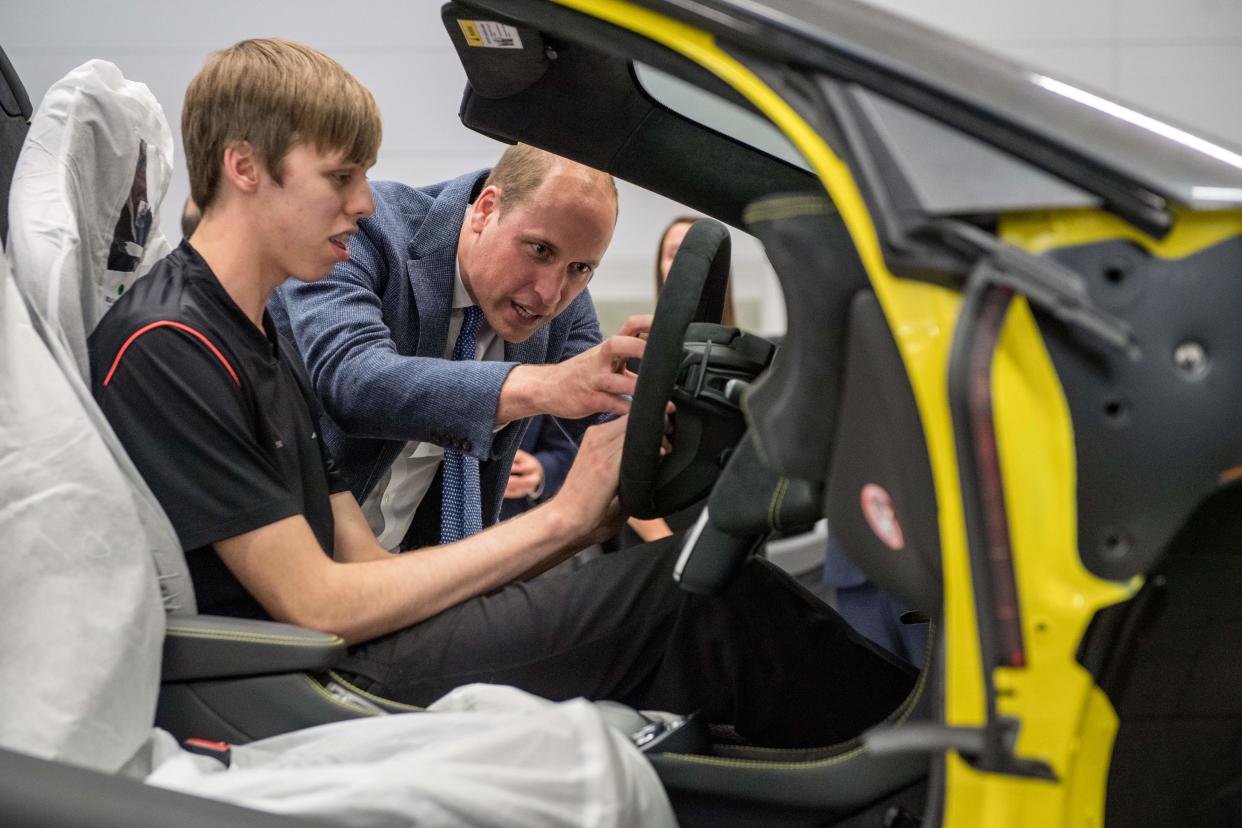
[8,58,173,378]
[144,684,676,828]
[0,248,164,773]
[7,59,193,614]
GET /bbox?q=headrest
[8,59,173,380]
[742,193,868,482]
[742,192,940,609]
[4,60,194,619]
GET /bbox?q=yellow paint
[547,2,1167,824]
[1002,207,1242,259]
[973,297,1136,821]
[941,687,1118,827]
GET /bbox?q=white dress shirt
[360,257,503,551]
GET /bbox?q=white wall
[4,1,1240,336]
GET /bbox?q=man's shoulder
[369,170,487,212]
[363,170,490,251]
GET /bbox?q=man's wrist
[496,364,547,426]
[529,473,546,501]
[541,494,591,542]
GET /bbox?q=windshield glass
[634,62,812,174]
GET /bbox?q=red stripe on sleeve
[102,321,240,387]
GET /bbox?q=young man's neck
[189,211,285,329]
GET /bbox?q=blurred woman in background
[655,215,736,326]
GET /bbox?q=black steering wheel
[619,219,736,519]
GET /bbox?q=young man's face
[460,168,616,343]
[259,143,374,283]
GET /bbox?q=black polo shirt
[89,240,350,619]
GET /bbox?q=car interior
[5,0,1242,825]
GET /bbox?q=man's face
[460,168,616,343]
[257,143,375,283]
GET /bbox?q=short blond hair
[484,143,617,218]
[183,38,381,209]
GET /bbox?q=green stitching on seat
[742,195,836,226]
[165,627,344,647]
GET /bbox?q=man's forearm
[220,422,627,647]
[311,503,583,644]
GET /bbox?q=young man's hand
[547,416,628,544]
[504,449,545,500]
[497,316,654,425]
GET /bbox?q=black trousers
[338,536,916,748]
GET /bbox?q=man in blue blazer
[270,144,647,550]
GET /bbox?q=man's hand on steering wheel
[546,416,629,546]
[496,318,653,425]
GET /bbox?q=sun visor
[442,6,549,99]
[743,193,869,482]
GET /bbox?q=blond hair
[183,38,381,208]
[483,143,617,218]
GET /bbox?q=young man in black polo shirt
[90,38,915,749]
[90,37,629,636]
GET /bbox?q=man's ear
[221,141,262,195]
[468,184,501,232]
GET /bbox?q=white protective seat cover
[8,58,172,374]
[143,684,676,828]
[0,247,164,774]
[7,59,193,613]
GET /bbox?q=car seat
[0,227,676,828]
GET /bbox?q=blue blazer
[269,171,602,526]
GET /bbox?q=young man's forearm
[219,420,629,645]
[218,503,586,646]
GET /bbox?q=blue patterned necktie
[440,305,485,544]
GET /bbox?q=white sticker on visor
[458,20,524,49]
